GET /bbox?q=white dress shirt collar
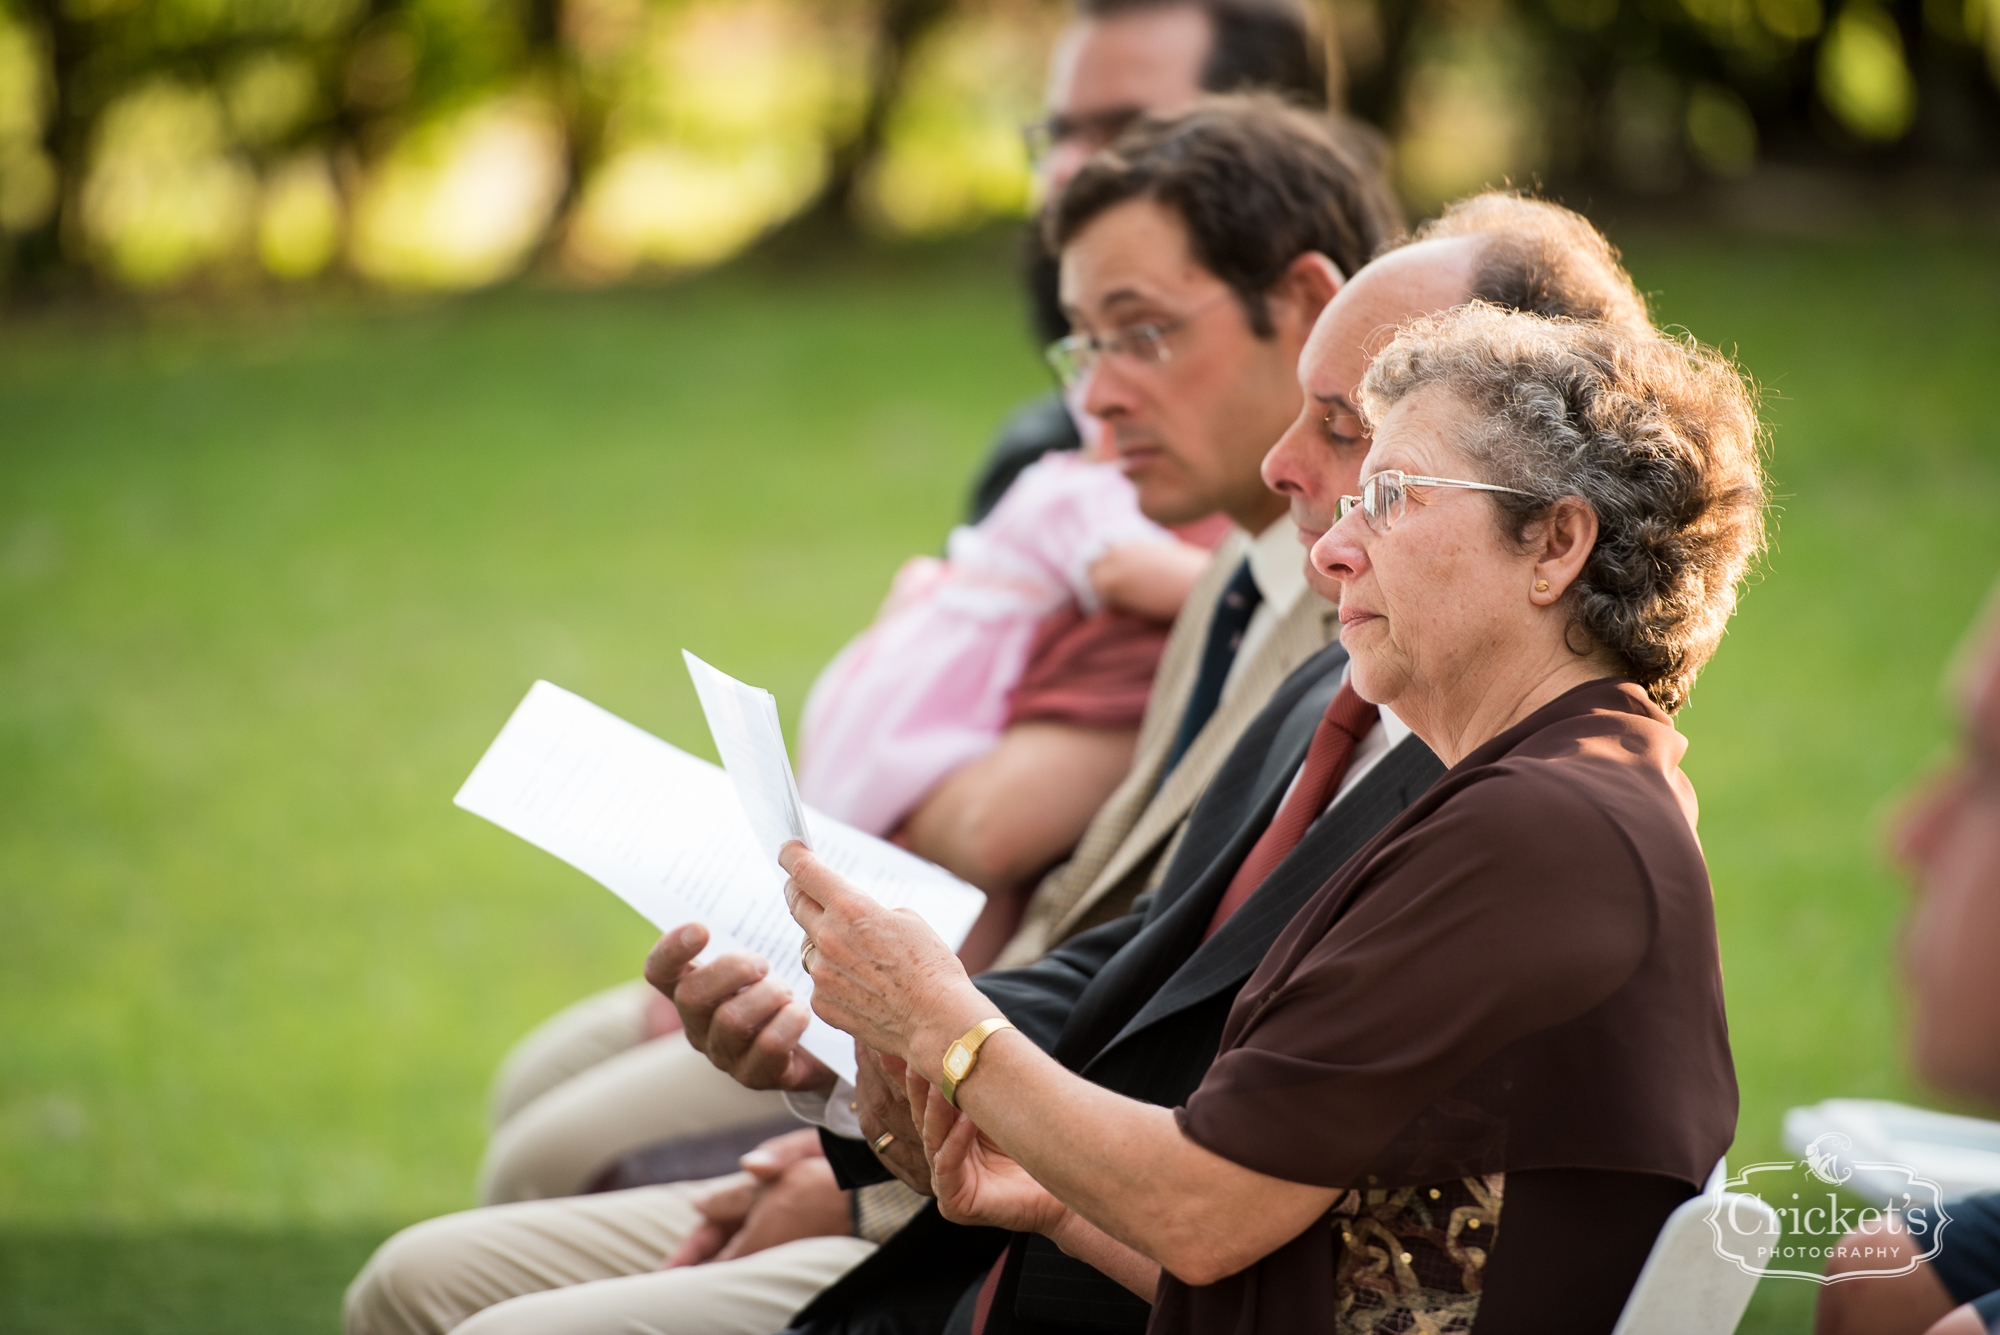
[1377,703,1411,750]
[1244,515,1308,618]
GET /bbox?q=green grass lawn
[2,229,1997,1332]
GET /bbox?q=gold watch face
[943,1046,973,1080]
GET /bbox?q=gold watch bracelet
[938,1016,1017,1108]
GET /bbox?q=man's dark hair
[1046,94,1404,337]
[1076,0,1329,108]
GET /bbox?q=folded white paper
[682,650,812,864]
[454,680,986,1083]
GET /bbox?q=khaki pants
[345,1179,876,1335]
[489,981,657,1127]
[481,982,789,1204]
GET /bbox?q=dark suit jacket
[797,641,1446,1335]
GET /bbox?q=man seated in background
[967,0,1333,519]
[473,0,1349,1214]
[1818,582,2000,1335]
[344,94,1400,1335]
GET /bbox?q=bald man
[1263,192,1650,580]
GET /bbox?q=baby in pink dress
[798,449,1215,837]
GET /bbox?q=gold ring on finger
[872,1131,896,1153]
[801,938,818,974]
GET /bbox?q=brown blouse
[1153,679,1737,1335]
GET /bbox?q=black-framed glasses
[1044,290,1234,386]
[1337,469,1539,533]
[1022,105,1143,164]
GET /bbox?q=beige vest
[992,533,1342,970]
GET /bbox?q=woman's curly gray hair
[1358,304,1769,714]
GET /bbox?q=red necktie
[1203,682,1378,941]
[969,1249,1007,1335]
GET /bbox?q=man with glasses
[971,0,1335,521]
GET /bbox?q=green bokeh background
[2,231,1996,1331]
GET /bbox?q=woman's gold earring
[1534,579,1550,594]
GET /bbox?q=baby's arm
[1088,540,1212,623]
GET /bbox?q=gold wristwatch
[939,1017,1017,1108]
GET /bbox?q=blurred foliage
[0,0,1993,290]
[0,0,1055,292]
[1335,0,2000,207]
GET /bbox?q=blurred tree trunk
[325,0,409,171]
[10,0,93,290]
[523,0,606,270]
[1341,0,1418,132]
[788,0,956,232]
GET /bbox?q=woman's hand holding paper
[779,840,997,1074]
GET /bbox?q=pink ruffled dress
[797,453,1173,836]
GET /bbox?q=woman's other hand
[781,842,996,1069]
[905,1065,1068,1237]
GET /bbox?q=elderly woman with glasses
[778,304,1768,1334]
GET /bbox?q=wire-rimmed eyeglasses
[1044,291,1234,387]
[1338,469,1539,533]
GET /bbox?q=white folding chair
[1785,1099,2000,1206]
[1609,1162,1780,1335]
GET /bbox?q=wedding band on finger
[800,938,818,974]
[872,1132,896,1154]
